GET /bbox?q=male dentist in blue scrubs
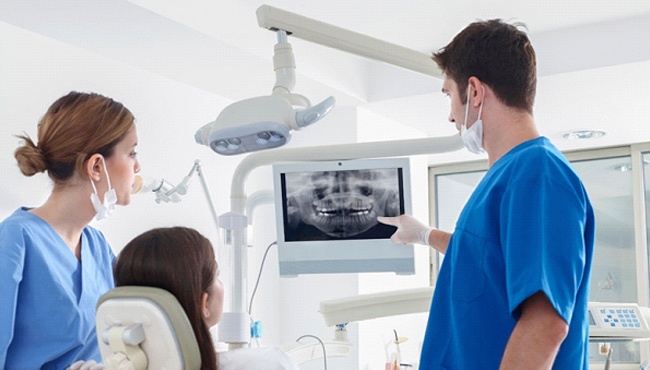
[379,19,595,369]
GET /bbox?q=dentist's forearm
[429,229,451,254]
[499,292,568,370]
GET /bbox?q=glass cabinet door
[571,156,640,365]
[572,156,637,304]
[641,152,650,298]
[431,150,644,367]
[431,167,485,274]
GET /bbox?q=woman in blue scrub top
[0,92,141,369]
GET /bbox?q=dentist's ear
[201,292,211,319]
[467,77,485,107]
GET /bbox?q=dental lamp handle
[293,96,336,129]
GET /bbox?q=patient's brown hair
[114,227,218,370]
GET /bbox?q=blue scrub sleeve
[501,175,588,324]
[0,222,25,368]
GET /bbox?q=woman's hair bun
[14,134,48,177]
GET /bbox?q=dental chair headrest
[96,286,201,370]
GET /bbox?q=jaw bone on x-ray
[284,168,401,240]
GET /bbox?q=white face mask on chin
[460,85,486,155]
[89,156,117,221]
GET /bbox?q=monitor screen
[272,158,415,276]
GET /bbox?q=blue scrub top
[0,208,115,369]
[419,137,595,369]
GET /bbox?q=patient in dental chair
[113,226,298,370]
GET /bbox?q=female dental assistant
[0,92,141,369]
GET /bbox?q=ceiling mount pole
[256,5,442,78]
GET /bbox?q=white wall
[0,21,237,239]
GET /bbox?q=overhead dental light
[195,30,335,156]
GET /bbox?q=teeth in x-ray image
[286,168,400,238]
[314,194,373,216]
[312,193,377,234]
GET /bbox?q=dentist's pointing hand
[377,214,433,246]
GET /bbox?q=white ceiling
[1,0,650,163]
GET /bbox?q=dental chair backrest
[95,286,201,370]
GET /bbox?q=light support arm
[319,286,434,327]
[194,161,221,230]
[256,5,443,78]
[223,134,464,346]
[174,160,221,232]
[230,134,463,202]
[272,30,296,98]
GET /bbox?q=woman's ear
[86,154,104,182]
[201,292,211,319]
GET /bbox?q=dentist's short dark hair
[432,19,537,113]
